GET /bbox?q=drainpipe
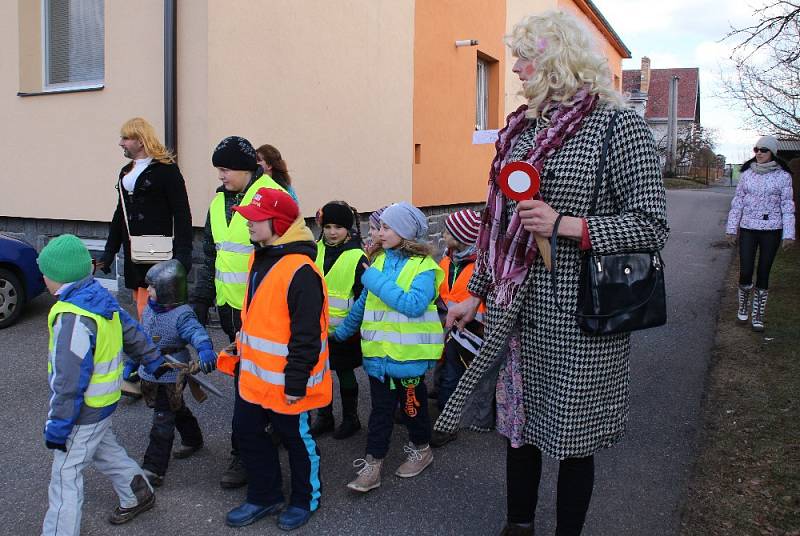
[164,0,177,157]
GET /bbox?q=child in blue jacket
[38,235,165,535]
[129,259,217,487]
[332,202,444,492]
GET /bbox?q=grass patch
[680,246,800,535]
[664,177,710,190]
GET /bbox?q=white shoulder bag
[118,183,173,264]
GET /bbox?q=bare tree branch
[719,0,800,136]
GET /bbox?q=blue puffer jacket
[45,277,162,444]
[333,248,437,381]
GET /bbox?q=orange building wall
[557,0,626,90]
[412,0,507,207]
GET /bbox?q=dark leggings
[738,228,782,289]
[507,441,594,536]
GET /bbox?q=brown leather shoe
[108,475,155,525]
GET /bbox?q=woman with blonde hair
[438,11,668,535]
[100,117,193,319]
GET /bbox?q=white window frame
[476,58,489,131]
[42,0,105,92]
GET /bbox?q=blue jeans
[366,375,431,459]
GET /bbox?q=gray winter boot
[751,288,768,332]
[736,284,753,324]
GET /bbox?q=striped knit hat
[369,205,389,229]
[445,209,481,245]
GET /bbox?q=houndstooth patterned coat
[434,103,669,459]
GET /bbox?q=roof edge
[575,0,632,58]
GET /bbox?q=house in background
[623,58,701,164]
[1,0,628,293]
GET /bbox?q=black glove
[190,302,210,326]
[46,440,67,452]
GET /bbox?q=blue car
[0,233,46,328]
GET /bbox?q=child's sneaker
[346,455,382,492]
[108,475,155,524]
[395,442,433,477]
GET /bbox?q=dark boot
[220,456,247,489]
[108,475,155,525]
[333,388,361,440]
[310,404,335,437]
[498,522,534,536]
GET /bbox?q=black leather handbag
[549,112,667,336]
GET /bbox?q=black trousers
[366,375,431,459]
[219,304,243,457]
[232,395,322,511]
[142,384,203,476]
[506,441,594,536]
[218,304,243,343]
[738,228,782,289]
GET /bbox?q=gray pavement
[0,186,735,536]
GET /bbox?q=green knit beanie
[37,234,92,283]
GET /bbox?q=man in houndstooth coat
[437,11,669,536]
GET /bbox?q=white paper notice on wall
[472,129,499,145]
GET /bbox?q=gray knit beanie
[380,202,428,241]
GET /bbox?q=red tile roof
[622,68,700,121]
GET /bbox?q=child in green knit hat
[38,234,167,534]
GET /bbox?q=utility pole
[665,75,679,176]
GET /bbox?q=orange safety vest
[220,253,332,414]
[438,256,486,319]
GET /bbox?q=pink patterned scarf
[476,87,598,306]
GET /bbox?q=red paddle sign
[497,161,540,201]
[496,161,552,271]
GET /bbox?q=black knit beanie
[320,202,354,228]
[212,136,258,171]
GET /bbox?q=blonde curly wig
[507,11,626,117]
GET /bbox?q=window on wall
[44,0,104,89]
[476,58,489,130]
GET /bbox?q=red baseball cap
[233,187,299,235]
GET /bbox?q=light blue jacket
[333,248,437,381]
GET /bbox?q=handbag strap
[588,111,619,216]
[549,110,617,318]
[117,180,135,238]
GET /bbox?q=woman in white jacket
[726,135,795,331]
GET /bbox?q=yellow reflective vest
[314,241,364,333]
[47,301,123,408]
[210,175,286,308]
[361,253,445,361]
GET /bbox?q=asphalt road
[0,186,735,536]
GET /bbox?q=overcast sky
[591,0,764,163]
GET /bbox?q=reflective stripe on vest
[210,175,286,308]
[238,254,332,414]
[215,269,249,285]
[47,301,124,408]
[241,358,330,388]
[361,253,445,362]
[314,241,364,333]
[216,241,254,255]
[240,330,329,357]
